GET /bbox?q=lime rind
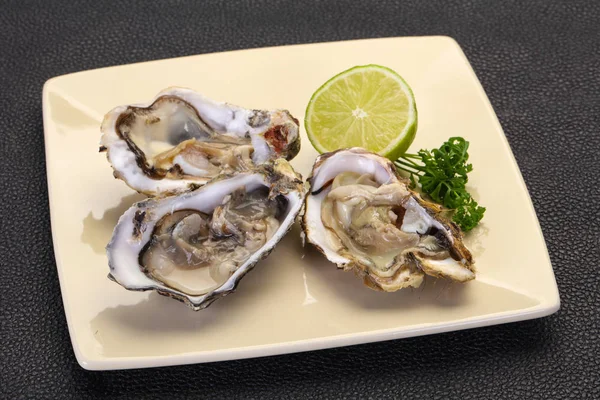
[305,64,418,160]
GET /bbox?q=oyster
[107,159,305,310]
[100,87,300,196]
[302,148,474,291]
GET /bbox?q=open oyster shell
[302,148,474,291]
[107,159,305,310]
[100,87,300,196]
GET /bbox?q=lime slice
[305,65,417,159]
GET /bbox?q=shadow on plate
[92,291,224,335]
[89,291,239,357]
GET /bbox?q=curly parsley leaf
[394,137,485,232]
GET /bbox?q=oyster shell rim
[99,86,301,197]
[106,160,305,311]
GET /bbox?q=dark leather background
[1,0,599,398]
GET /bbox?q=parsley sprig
[394,137,485,232]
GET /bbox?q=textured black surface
[1,0,599,398]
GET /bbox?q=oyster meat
[100,87,300,196]
[303,148,474,291]
[107,159,305,310]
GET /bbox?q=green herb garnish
[394,137,485,232]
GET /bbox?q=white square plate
[42,36,559,370]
